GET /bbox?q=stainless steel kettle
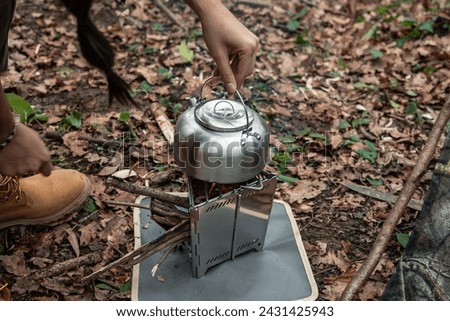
[174,79,270,184]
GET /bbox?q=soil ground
[1,0,450,301]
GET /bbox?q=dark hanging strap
[59,0,136,106]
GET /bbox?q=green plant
[286,7,309,32]
[157,66,173,80]
[396,232,410,248]
[271,148,300,183]
[356,140,378,164]
[61,111,83,129]
[396,18,435,47]
[83,198,97,213]
[178,40,194,63]
[6,93,48,123]
[118,111,131,122]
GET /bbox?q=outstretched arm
[0,78,52,177]
[184,0,259,93]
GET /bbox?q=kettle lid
[194,99,253,132]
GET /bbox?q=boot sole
[0,175,92,229]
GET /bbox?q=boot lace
[0,176,23,203]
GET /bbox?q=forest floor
[1,0,450,301]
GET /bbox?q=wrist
[0,114,19,150]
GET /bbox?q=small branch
[145,167,183,186]
[342,181,423,211]
[82,220,190,281]
[235,0,272,7]
[340,97,450,300]
[149,102,174,143]
[151,244,177,277]
[104,199,188,226]
[109,177,190,208]
[153,0,185,29]
[31,252,103,279]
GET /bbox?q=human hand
[197,2,259,93]
[0,122,52,176]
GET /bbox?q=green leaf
[309,132,328,143]
[363,26,377,40]
[32,113,48,122]
[119,111,130,122]
[406,89,418,97]
[370,48,384,59]
[152,22,165,31]
[61,111,83,129]
[295,34,311,47]
[277,174,300,183]
[351,118,370,128]
[5,93,35,123]
[295,7,309,19]
[119,279,132,293]
[295,128,311,137]
[389,99,401,109]
[401,18,417,28]
[366,177,383,186]
[128,44,139,53]
[83,198,97,213]
[354,82,378,91]
[363,139,377,151]
[419,20,434,33]
[58,67,74,78]
[396,35,410,48]
[423,66,436,74]
[390,79,398,89]
[287,19,300,31]
[95,283,115,291]
[338,58,348,70]
[396,233,410,248]
[339,119,351,129]
[406,101,418,115]
[172,103,182,114]
[178,40,194,62]
[279,135,297,143]
[140,80,152,93]
[357,140,378,163]
[157,67,172,79]
[143,46,157,54]
[356,149,378,164]
[160,97,169,108]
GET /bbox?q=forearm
[183,0,229,20]
[0,78,15,140]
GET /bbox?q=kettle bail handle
[199,77,251,141]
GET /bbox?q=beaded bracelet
[0,116,18,151]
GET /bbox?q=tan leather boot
[0,169,91,229]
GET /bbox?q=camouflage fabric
[381,134,450,300]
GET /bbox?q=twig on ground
[153,0,185,29]
[31,252,103,280]
[145,167,183,186]
[342,181,423,211]
[235,0,272,7]
[149,102,174,143]
[82,220,190,282]
[340,97,450,300]
[109,177,190,208]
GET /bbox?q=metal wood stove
[187,171,277,277]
